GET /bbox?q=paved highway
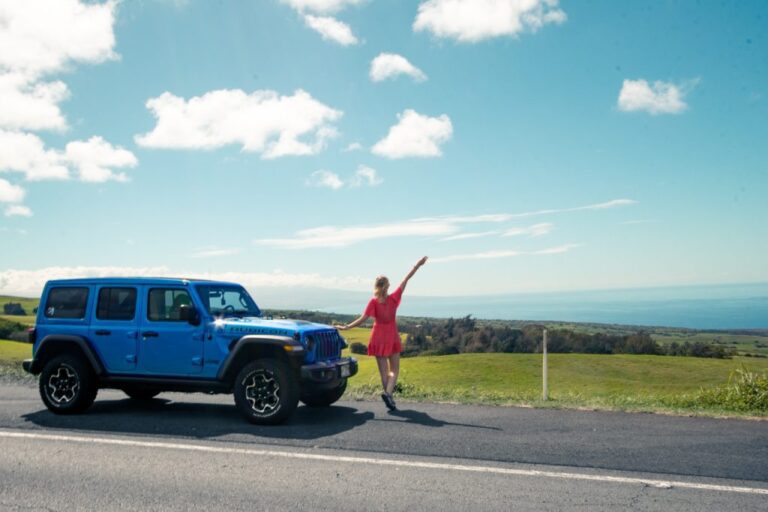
[0,383,766,511]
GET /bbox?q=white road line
[1,430,767,496]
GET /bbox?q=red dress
[365,286,403,357]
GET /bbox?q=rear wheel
[123,388,161,400]
[234,359,298,425]
[39,355,97,414]
[300,379,347,407]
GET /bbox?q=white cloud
[0,0,131,213]
[302,15,359,46]
[350,165,382,187]
[135,89,342,158]
[63,136,137,183]
[533,243,580,255]
[422,199,637,224]
[307,170,345,190]
[582,199,636,210]
[0,0,118,78]
[343,142,363,152]
[413,0,566,43]
[256,199,634,249]
[0,178,25,203]
[189,247,241,258]
[4,204,32,217]
[372,109,453,159]
[502,222,552,237]
[431,243,579,263]
[431,249,521,263]
[280,0,363,14]
[255,219,458,249]
[0,130,68,180]
[0,0,119,134]
[307,165,381,190]
[440,231,500,241]
[0,130,137,183]
[617,79,690,115]
[0,266,366,296]
[370,53,427,82]
[0,73,69,131]
[0,227,27,235]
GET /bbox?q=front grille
[312,330,341,361]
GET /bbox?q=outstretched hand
[333,323,347,331]
[416,256,428,267]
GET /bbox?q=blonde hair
[373,275,389,299]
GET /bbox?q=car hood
[214,317,336,338]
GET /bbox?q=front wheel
[39,355,97,414]
[300,379,347,407]
[234,359,298,425]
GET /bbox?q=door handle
[94,330,111,336]
[142,331,159,338]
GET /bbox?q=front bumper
[300,357,358,384]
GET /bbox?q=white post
[542,329,548,401]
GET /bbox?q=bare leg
[385,353,400,395]
[375,357,389,392]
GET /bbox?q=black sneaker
[381,393,396,411]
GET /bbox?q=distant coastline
[261,282,768,330]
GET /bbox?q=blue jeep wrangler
[22,278,358,424]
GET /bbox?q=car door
[138,286,204,376]
[89,286,139,373]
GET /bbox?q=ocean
[259,283,768,330]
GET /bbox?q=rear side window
[97,287,137,321]
[44,287,89,319]
[148,288,192,322]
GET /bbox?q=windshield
[195,285,261,318]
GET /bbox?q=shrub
[0,319,27,340]
[697,368,768,411]
[350,342,367,355]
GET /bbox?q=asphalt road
[1,383,766,511]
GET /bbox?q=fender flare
[30,335,106,376]
[216,335,303,381]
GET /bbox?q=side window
[97,287,137,321]
[44,287,89,319]
[148,288,192,322]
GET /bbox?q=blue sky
[0,0,766,297]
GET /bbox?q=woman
[336,256,428,410]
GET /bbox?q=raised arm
[335,314,369,331]
[399,256,428,292]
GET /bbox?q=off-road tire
[39,355,98,414]
[300,379,347,407]
[234,358,298,425]
[123,388,161,400]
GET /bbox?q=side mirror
[178,304,200,326]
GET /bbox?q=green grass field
[652,332,768,357]
[0,339,33,380]
[337,327,768,416]
[0,315,36,326]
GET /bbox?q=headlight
[306,335,315,352]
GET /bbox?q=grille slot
[313,330,341,361]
